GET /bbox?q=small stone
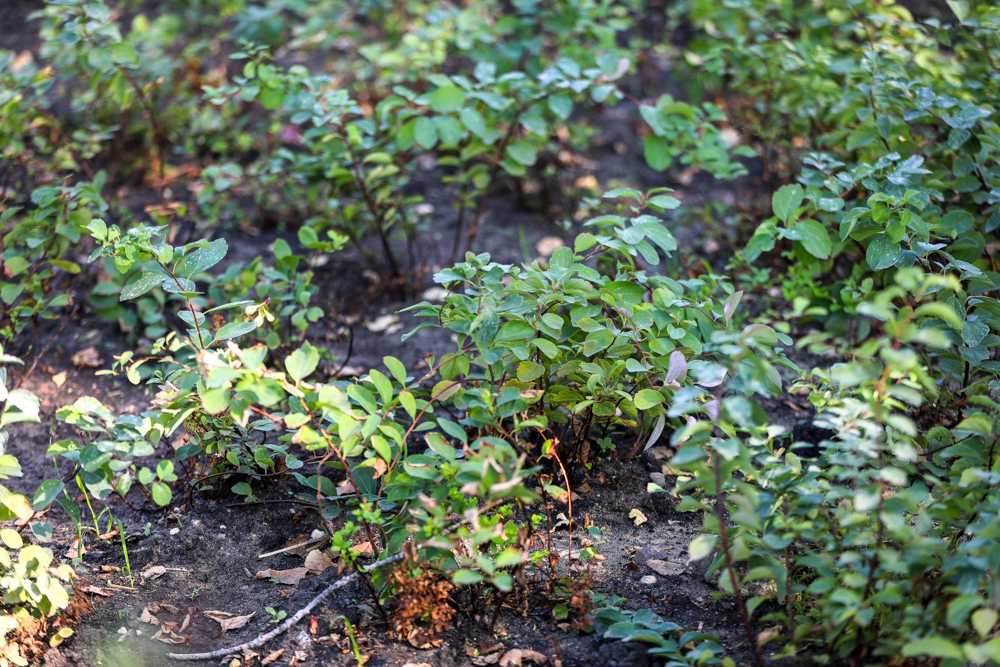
[310,529,325,540]
[640,575,657,585]
[169,527,180,536]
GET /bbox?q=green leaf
[151,481,172,507]
[972,609,998,638]
[902,637,964,660]
[582,329,614,356]
[643,135,672,171]
[452,569,483,585]
[213,319,258,342]
[647,194,681,211]
[548,94,573,120]
[688,534,717,561]
[285,343,320,382]
[795,220,832,259]
[120,272,166,301]
[506,142,537,166]
[634,389,664,410]
[772,184,804,223]
[866,234,902,270]
[398,390,417,419]
[32,479,64,511]
[369,369,393,404]
[383,356,406,385]
[176,238,228,278]
[459,107,491,141]
[414,117,438,149]
[427,85,466,113]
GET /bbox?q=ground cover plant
[0,0,997,665]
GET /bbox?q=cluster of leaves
[0,350,74,663]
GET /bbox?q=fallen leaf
[152,627,187,644]
[366,314,401,334]
[255,567,308,585]
[139,602,178,625]
[261,649,285,665]
[351,541,374,556]
[628,508,648,527]
[304,549,333,574]
[71,346,102,368]
[52,371,67,387]
[140,564,168,581]
[500,648,548,666]
[204,610,255,633]
[646,559,684,576]
[757,625,782,647]
[535,236,564,257]
[79,584,114,597]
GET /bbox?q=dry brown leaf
[351,541,374,557]
[646,559,683,576]
[304,549,333,574]
[79,584,114,597]
[261,649,285,665]
[204,610,255,633]
[152,627,187,644]
[255,567,308,585]
[628,508,648,527]
[534,236,564,257]
[71,346,102,368]
[140,564,168,581]
[499,648,548,666]
[52,371,67,387]
[757,625,782,647]
[139,602,178,625]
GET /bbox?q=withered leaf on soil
[78,584,114,597]
[255,567,309,585]
[152,627,187,645]
[71,346,102,368]
[304,549,333,573]
[261,649,285,665]
[646,559,684,576]
[628,508,648,526]
[499,648,548,666]
[204,610,256,633]
[140,564,168,581]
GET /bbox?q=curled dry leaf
[261,649,285,665]
[204,610,255,633]
[78,584,114,597]
[535,236,564,257]
[628,508,648,527]
[140,564,168,581]
[152,626,187,645]
[71,346,102,368]
[646,559,684,576]
[140,601,178,625]
[304,549,333,574]
[499,648,548,666]
[255,566,309,585]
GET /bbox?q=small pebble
[640,575,657,585]
[169,527,180,536]
[310,529,325,540]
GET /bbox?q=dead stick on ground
[167,551,406,662]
